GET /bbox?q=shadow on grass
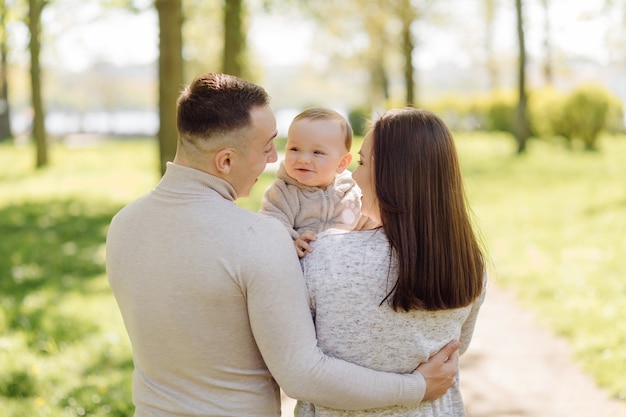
[0,199,121,345]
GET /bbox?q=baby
[260,107,361,257]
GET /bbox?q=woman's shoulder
[317,227,383,241]
[308,228,386,258]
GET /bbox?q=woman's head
[355,107,484,311]
[354,108,462,226]
[372,108,463,226]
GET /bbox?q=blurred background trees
[155,0,182,174]
[0,0,12,142]
[1,0,624,169]
[27,0,47,167]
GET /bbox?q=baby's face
[284,119,351,188]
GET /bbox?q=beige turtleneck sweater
[106,162,425,417]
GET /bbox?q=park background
[1,0,625,416]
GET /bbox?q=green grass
[1,139,159,416]
[458,133,626,401]
[1,133,625,415]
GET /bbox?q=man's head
[176,73,270,151]
[174,73,278,197]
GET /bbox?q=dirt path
[281,282,626,416]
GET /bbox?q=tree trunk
[156,0,183,175]
[540,0,553,85]
[366,13,389,112]
[401,1,416,107]
[370,58,389,110]
[0,0,12,142]
[28,0,47,168]
[514,0,530,154]
[483,0,499,91]
[223,0,245,77]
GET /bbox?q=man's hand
[414,340,460,401]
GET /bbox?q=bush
[529,87,570,145]
[426,85,624,152]
[429,96,479,131]
[429,92,517,134]
[531,84,623,151]
[486,94,516,134]
[605,93,625,134]
[562,84,612,150]
[348,107,370,137]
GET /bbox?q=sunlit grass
[457,133,626,401]
[1,139,154,416]
[1,133,625,416]
[0,139,160,204]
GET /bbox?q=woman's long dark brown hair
[373,108,485,311]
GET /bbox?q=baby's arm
[295,230,317,258]
[259,181,299,240]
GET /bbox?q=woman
[296,108,488,417]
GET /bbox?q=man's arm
[243,219,457,410]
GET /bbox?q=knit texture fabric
[297,228,487,417]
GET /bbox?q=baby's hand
[295,230,317,258]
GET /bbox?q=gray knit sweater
[106,162,427,417]
[297,228,487,417]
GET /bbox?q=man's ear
[215,148,233,174]
[336,152,353,173]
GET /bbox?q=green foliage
[430,91,518,134]
[529,87,568,141]
[531,84,624,151]
[429,85,624,153]
[1,135,626,415]
[428,96,479,131]
[348,107,370,136]
[605,93,626,134]
[484,92,517,134]
[561,85,612,150]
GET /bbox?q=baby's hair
[292,107,353,151]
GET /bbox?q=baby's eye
[313,150,325,155]
[288,146,300,152]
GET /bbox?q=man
[106,73,459,417]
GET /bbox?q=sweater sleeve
[241,218,426,409]
[459,272,488,356]
[259,181,300,240]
